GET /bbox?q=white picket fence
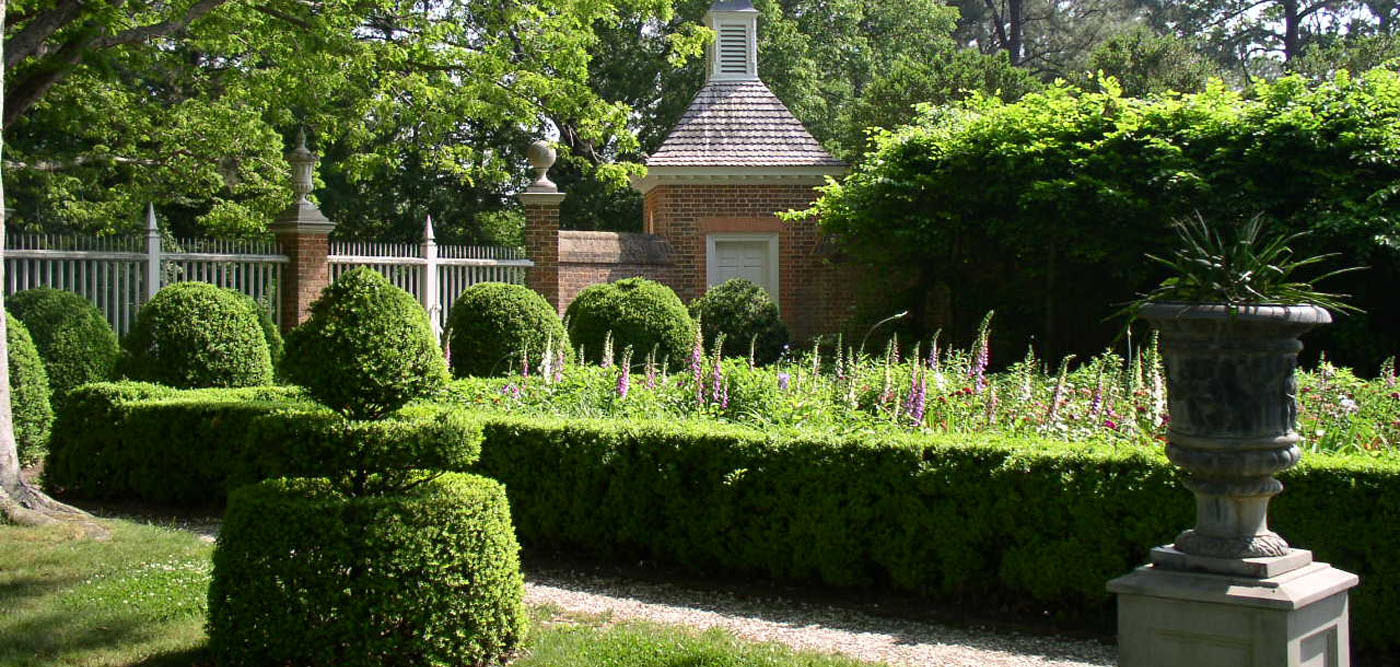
[5,209,531,337]
[329,217,532,335]
[4,207,286,334]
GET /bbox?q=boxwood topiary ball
[447,282,569,377]
[120,282,274,389]
[209,473,527,667]
[564,277,695,367]
[689,278,790,365]
[6,313,52,466]
[282,267,448,419]
[8,287,120,396]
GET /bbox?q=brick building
[527,0,859,340]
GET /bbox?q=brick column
[272,222,332,330]
[521,140,565,313]
[271,130,336,331]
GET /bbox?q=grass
[0,519,877,667]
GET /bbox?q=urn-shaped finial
[526,140,557,193]
[286,128,318,204]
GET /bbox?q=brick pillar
[271,131,336,331]
[272,225,332,331]
[521,140,565,313]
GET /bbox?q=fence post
[521,140,565,313]
[270,130,336,331]
[421,216,441,338]
[145,203,161,300]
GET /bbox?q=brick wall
[556,230,675,315]
[644,183,856,340]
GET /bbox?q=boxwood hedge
[471,416,1400,651]
[43,382,481,504]
[209,473,526,666]
[7,313,52,466]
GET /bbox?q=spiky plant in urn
[1109,214,1361,667]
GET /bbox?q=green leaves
[1136,213,1363,312]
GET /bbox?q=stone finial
[526,140,558,193]
[286,128,318,204]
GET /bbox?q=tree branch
[91,0,231,49]
[3,0,85,69]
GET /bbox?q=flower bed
[442,329,1400,455]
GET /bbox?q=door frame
[705,232,780,305]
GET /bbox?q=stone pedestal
[1109,550,1357,667]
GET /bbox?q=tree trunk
[0,0,102,534]
[1007,0,1025,65]
[1282,0,1301,62]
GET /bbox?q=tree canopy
[797,70,1400,371]
[2,0,704,238]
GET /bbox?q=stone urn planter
[1140,301,1331,563]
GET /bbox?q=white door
[714,240,767,286]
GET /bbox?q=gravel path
[525,568,1117,667]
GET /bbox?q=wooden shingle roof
[645,80,845,169]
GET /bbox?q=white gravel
[525,569,1117,667]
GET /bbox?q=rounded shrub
[7,313,53,466]
[209,473,527,666]
[689,278,790,365]
[120,282,273,388]
[282,267,448,419]
[447,282,569,377]
[8,287,120,396]
[565,277,695,367]
[237,293,283,369]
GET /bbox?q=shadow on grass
[130,645,210,667]
[0,573,85,607]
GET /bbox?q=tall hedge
[447,282,569,377]
[8,287,119,396]
[472,416,1400,651]
[282,268,448,419]
[120,282,274,388]
[806,70,1400,371]
[210,474,526,666]
[7,313,53,466]
[565,277,694,366]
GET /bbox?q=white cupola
[705,0,759,82]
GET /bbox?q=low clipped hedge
[565,277,694,366]
[120,282,274,388]
[8,287,120,396]
[209,473,526,666]
[7,313,52,466]
[472,417,1400,651]
[448,282,569,377]
[43,382,480,504]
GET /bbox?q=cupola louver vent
[717,24,749,75]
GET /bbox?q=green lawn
[0,519,875,667]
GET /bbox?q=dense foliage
[473,415,1400,650]
[120,282,274,388]
[6,313,52,467]
[43,383,483,504]
[282,268,448,419]
[7,287,120,397]
[565,278,696,367]
[209,474,526,666]
[689,278,790,366]
[801,71,1400,371]
[447,282,570,377]
[1,0,704,241]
